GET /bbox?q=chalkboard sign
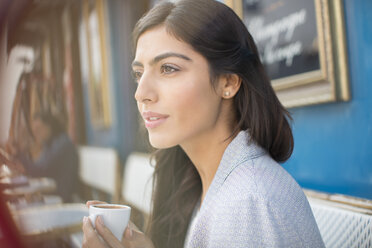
[228,0,350,107]
[243,0,319,82]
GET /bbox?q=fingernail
[129,228,133,237]
[98,215,104,226]
[83,216,87,223]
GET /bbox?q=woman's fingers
[121,224,155,248]
[86,200,107,208]
[94,216,123,248]
[82,216,106,248]
[127,221,140,232]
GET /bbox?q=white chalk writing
[264,41,302,66]
[247,9,307,66]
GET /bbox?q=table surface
[0,175,29,188]
[12,203,88,241]
[2,177,56,197]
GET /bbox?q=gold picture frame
[226,0,350,108]
[82,0,112,128]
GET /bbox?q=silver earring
[224,92,230,97]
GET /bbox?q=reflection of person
[83,1,324,247]
[15,112,79,202]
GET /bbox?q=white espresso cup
[89,204,131,241]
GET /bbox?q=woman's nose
[134,72,157,103]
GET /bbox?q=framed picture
[225,0,350,107]
[82,0,112,128]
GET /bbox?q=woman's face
[133,26,226,149]
[32,118,51,145]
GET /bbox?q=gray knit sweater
[184,131,325,248]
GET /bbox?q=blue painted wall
[80,1,125,156]
[284,0,372,199]
[81,1,143,162]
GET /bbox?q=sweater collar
[203,130,266,201]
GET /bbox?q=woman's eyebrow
[131,61,143,68]
[151,52,192,65]
[132,52,192,68]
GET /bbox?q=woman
[82,0,324,247]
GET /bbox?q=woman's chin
[148,135,176,149]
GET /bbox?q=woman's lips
[144,117,168,128]
[142,111,169,129]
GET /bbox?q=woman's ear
[219,74,241,99]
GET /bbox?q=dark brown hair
[133,0,293,247]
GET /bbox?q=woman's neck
[181,127,235,205]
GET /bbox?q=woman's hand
[83,215,123,248]
[82,201,155,248]
[121,221,155,248]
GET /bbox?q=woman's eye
[161,64,179,74]
[132,70,143,82]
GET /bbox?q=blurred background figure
[10,112,79,203]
